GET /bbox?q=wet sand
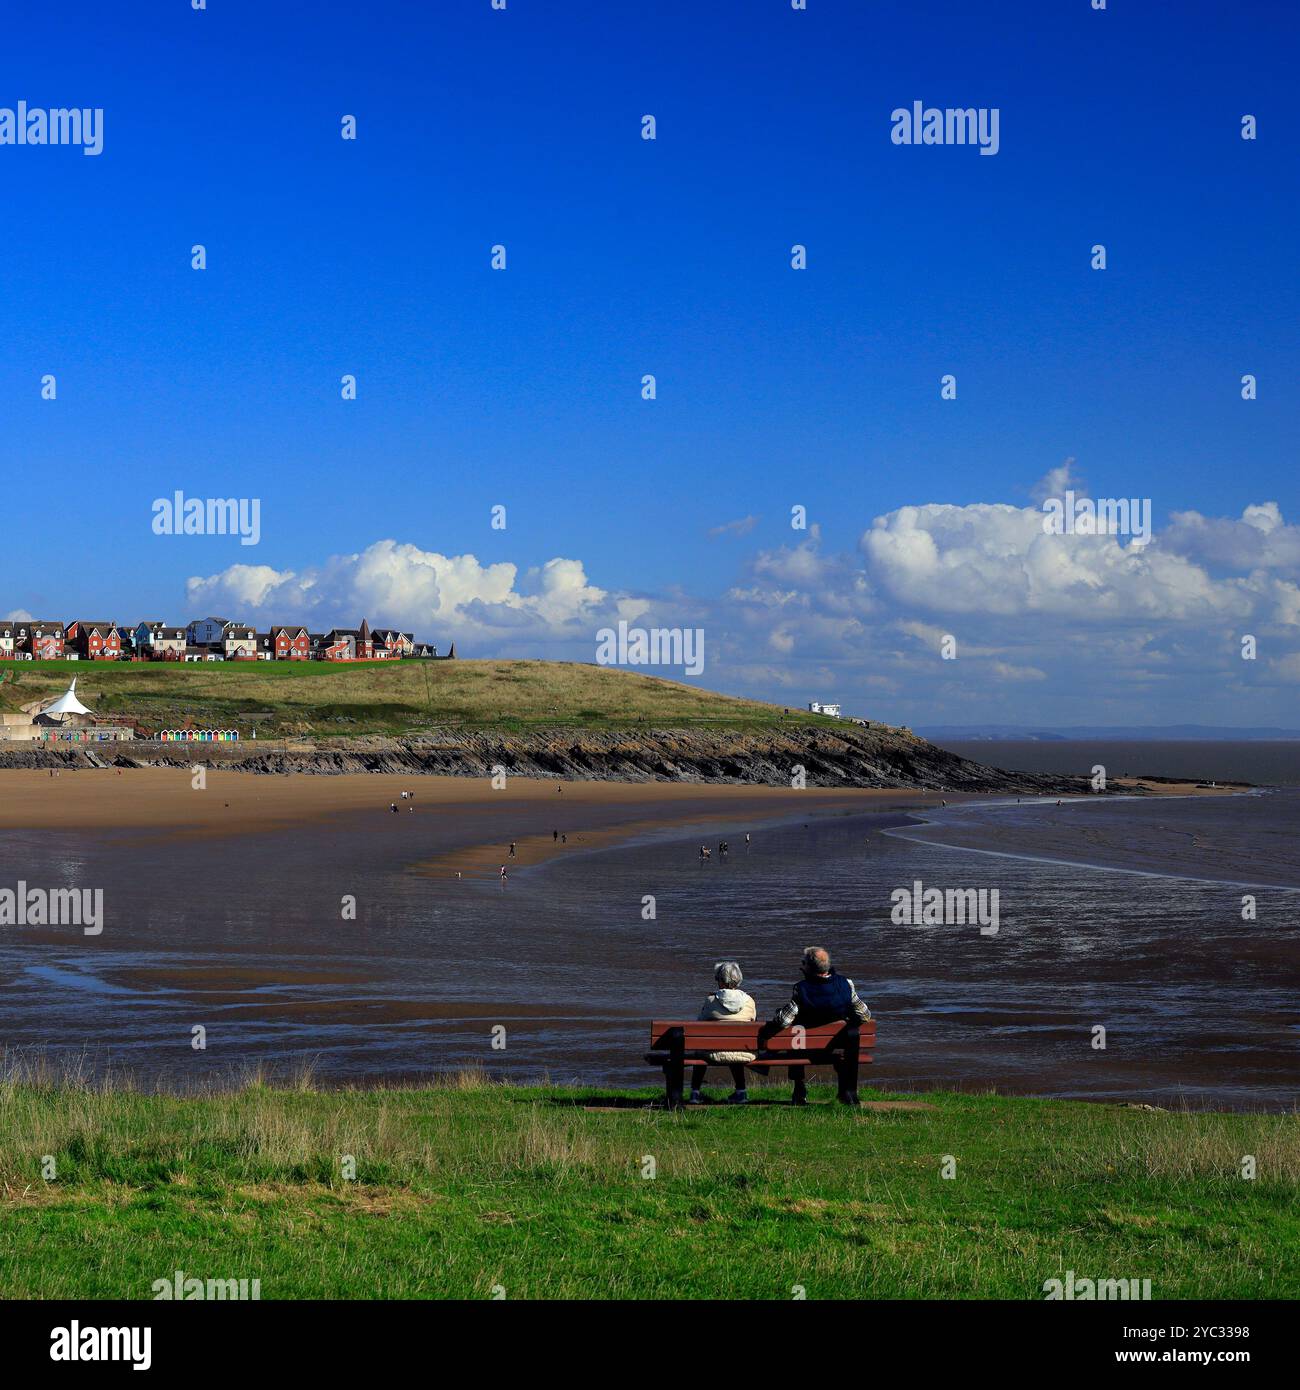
[0,767,961,862]
[1,767,1220,837]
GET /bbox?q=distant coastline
[920,724,1300,742]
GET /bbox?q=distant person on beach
[390,802,398,814]
[771,946,871,1105]
[499,865,508,881]
[553,829,558,841]
[689,961,757,1106]
[699,845,710,861]
[509,842,516,858]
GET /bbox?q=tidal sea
[1,745,1296,1109]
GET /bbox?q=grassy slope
[1,1079,1295,1300]
[0,659,846,739]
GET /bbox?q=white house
[134,622,187,659]
[808,701,842,718]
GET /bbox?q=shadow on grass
[538,1094,839,1111]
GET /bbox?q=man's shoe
[836,1091,860,1106]
[723,1090,749,1104]
[687,1090,704,1105]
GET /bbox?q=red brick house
[322,618,374,659]
[371,628,414,658]
[268,625,310,659]
[66,621,122,660]
[18,621,65,659]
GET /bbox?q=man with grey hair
[771,947,871,1105]
[688,960,757,1105]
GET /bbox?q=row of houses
[0,617,452,663]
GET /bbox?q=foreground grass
[0,1077,1294,1300]
[0,658,840,738]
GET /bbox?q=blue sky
[1,1,1297,725]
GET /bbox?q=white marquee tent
[38,678,94,721]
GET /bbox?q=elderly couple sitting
[690,947,872,1105]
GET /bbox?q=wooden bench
[646,1019,875,1108]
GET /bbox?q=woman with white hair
[688,961,757,1105]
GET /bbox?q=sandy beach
[0,766,949,845]
[0,768,1231,878]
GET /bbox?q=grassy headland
[1,1075,1294,1300]
[0,659,855,740]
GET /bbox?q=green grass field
[0,658,841,738]
[2,1074,1294,1300]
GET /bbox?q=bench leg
[662,1060,685,1110]
[790,1067,807,1106]
[836,1026,861,1105]
[660,1025,686,1109]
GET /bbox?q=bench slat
[646,1054,873,1068]
[648,1033,876,1049]
[649,1020,874,1050]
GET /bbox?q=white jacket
[697,988,757,1062]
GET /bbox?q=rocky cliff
[0,725,1108,793]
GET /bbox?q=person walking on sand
[499,865,508,882]
[553,829,558,842]
[688,962,757,1106]
[771,947,871,1106]
[509,842,516,858]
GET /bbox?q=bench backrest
[649,1019,875,1054]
